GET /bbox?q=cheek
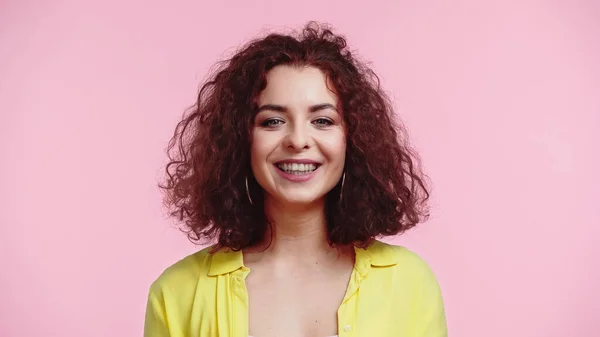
[321,132,347,163]
[250,131,277,164]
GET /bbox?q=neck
[256,197,333,258]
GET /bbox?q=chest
[245,266,352,337]
[188,264,418,337]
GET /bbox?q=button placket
[337,247,371,337]
[231,267,250,337]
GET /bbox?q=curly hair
[161,21,430,251]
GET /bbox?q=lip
[273,163,321,182]
[275,158,321,165]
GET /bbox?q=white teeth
[277,163,318,174]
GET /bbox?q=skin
[245,65,354,337]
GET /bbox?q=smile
[273,161,322,182]
[275,162,319,174]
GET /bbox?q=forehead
[258,65,338,105]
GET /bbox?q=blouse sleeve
[416,264,448,337]
[144,288,171,337]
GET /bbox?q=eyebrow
[256,103,338,114]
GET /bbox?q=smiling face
[250,65,347,207]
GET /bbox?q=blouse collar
[207,240,398,276]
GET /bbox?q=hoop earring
[245,176,254,205]
[339,172,346,204]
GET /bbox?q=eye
[261,118,284,128]
[312,118,334,127]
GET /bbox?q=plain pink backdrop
[1,1,599,336]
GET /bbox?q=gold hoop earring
[245,176,254,205]
[339,172,346,204]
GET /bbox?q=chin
[277,193,322,206]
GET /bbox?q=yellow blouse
[144,240,447,337]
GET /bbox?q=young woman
[144,22,447,337]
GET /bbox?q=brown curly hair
[161,21,430,251]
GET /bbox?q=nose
[283,123,311,151]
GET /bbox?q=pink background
[1,1,599,336]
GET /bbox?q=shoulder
[148,245,214,295]
[366,240,440,284]
[365,240,445,314]
[368,241,448,335]
[144,246,218,335]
